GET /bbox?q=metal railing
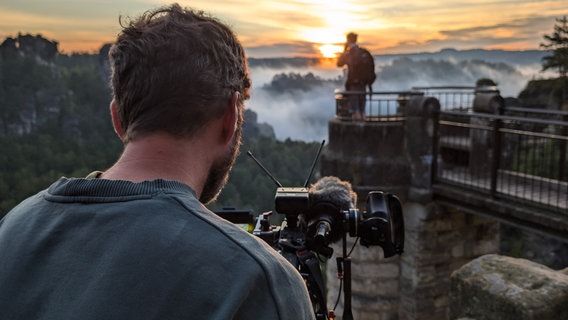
[333,86,567,213]
[433,109,568,213]
[412,86,476,111]
[334,86,480,121]
[334,89,419,121]
[505,106,568,122]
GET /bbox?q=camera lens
[345,208,359,237]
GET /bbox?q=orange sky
[0,0,566,58]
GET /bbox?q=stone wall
[326,240,401,320]
[322,120,407,319]
[321,95,501,319]
[322,120,410,198]
[400,204,499,320]
[324,203,500,320]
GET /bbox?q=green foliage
[518,78,567,109]
[540,16,568,77]
[0,47,122,217]
[510,138,567,180]
[0,39,321,220]
[0,54,52,133]
[540,16,568,110]
[263,72,341,94]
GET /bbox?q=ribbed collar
[46,177,197,201]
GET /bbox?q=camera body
[261,188,404,258]
[348,191,404,256]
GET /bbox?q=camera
[218,141,404,320]
[253,184,404,259]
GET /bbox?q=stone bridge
[320,86,568,319]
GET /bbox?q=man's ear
[221,92,239,144]
[110,100,125,141]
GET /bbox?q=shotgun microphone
[307,176,357,246]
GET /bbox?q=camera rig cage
[216,141,404,320]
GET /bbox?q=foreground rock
[450,254,568,320]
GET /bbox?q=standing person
[337,32,376,121]
[0,4,315,320]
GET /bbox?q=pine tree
[540,16,568,109]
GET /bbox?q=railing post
[334,90,350,120]
[431,107,440,185]
[405,95,440,201]
[490,105,505,197]
[559,114,567,182]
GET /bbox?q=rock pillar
[321,94,500,319]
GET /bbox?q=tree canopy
[0,36,321,217]
[540,16,568,77]
[540,16,568,109]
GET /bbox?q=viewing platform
[329,86,568,234]
[322,85,568,320]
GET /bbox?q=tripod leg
[342,257,354,320]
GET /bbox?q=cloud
[245,41,320,58]
[428,14,562,52]
[247,85,336,142]
[440,15,556,39]
[246,65,343,141]
[2,1,564,57]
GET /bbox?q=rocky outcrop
[0,34,58,64]
[243,109,276,140]
[450,254,568,320]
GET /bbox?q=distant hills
[1,33,548,68]
[376,48,547,66]
[248,48,548,69]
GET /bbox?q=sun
[300,28,345,58]
[319,44,344,58]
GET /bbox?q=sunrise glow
[319,44,344,58]
[0,0,565,56]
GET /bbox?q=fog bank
[246,54,549,142]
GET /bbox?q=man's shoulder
[154,193,284,263]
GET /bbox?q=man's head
[109,3,251,144]
[346,32,358,45]
[108,4,251,204]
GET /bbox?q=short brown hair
[109,4,251,143]
[346,32,358,44]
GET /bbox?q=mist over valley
[0,33,553,144]
[247,49,551,142]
